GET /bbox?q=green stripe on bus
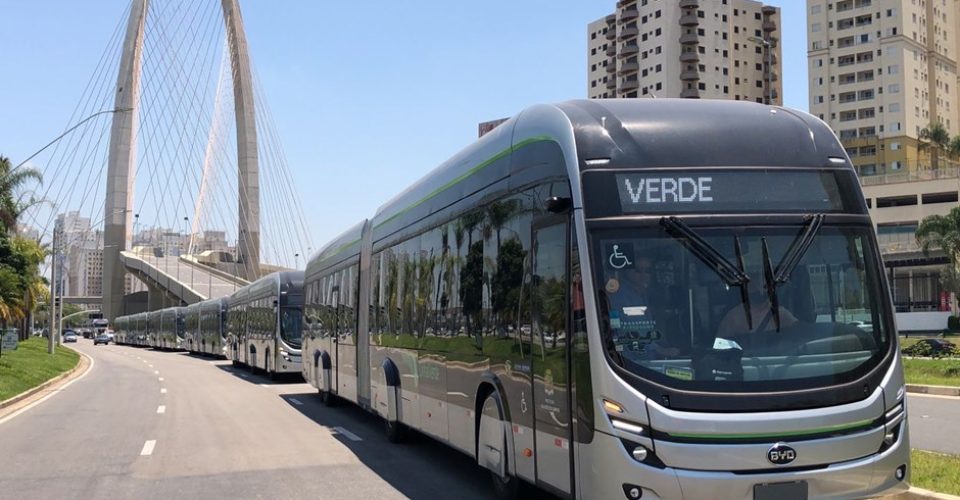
[373,135,556,230]
[666,418,875,441]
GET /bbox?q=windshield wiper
[760,214,825,332]
[774,214,825,284]
[661,217,754,330]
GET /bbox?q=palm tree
[919,122,952,171]
[0,156,43,234]
[916,207,960,311]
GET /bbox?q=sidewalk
[907,384,960,397]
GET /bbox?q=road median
[0,338,84,410]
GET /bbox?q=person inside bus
[716,265,799,339]
[602,251,681,360]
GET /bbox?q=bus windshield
[592,223,890,392]
[280,307,302,349]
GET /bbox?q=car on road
[63,332,78,343]
[105,329,115,343]
[903,338,957,358]
[94,333,110,345]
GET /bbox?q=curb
[890,486,960,499]
[906,384,960,397]
[0,345,88,410]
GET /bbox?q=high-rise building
[588,0,782,103]
[807,0,960,325]
[808,0,959,177]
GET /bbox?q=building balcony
[680,13,699,26]
[679,51,700,63]
[621,5,639,20]
[764,88,779,100]
[764,71,779,82]
[680,0,699,8]
[606,79,617,89]
[763,20,777,32]
[621,42,639,55]
[606,45,617,56]
[605,14,617,24]
[762,6,777,15]
[606,63,617,73]
[619,27,639,40]
[621,78,639,91]
[618,62,639,74]
[679,32,699,44]
[680,69,700,81]
[605,29,617,40]
[681,88,700,98]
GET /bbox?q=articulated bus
[151,307,185,350]
[226,271,304,377]
[302,100,909,499]
[199,297,228,357]
[184,302,202,353]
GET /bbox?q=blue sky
[0,0,808,249]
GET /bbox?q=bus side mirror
[546,196,572,213]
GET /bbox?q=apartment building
[588,0,782,103]
[808,0,959,177]
[808,0,960,325]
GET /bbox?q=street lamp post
[748,36,775,105]
[13,108,133,172]
[294,253,300,270]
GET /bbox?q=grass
[912,449,960,496]
[0,337,80,402]
[902,357,960,387]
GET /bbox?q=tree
[0,156,43,234]
[950,136,960,162]
[919,122,952,171]
[916,207,960,308]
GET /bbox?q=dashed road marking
[157,405,166,414]
[160,388,167,394]
[158,377,164,382]
[289,398,303,406]
[333,426,362,442]
[140,440,156,456]
[154,370,159,375]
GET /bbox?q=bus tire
[479,392,518,499]
[385,418,404,443]
[319,389,336,407]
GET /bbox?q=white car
[105,330,115,343]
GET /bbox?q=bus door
[330,284,341,395]
[530,217,573,495]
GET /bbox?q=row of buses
[115,271,304,378]
[113,100,910,500]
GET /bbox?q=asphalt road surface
[907,393,960,455]
[0,339,547,500]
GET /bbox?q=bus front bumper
[581,422,910,500]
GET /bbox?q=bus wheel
[385,418,404,443]
[319,389,336,407]
[480,392,518,499]
[490,467,519,499]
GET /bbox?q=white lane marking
[239,373,248,378]
[158,377,164,382]
[154,370,159,375]
[0,351,95,426]
[333,426,363,442]
[157,405,166,414]
[160,388,167,394]
[289,398,303,406]
[140,440,156,456]
[148,364,153,368]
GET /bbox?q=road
[0,339,533,500]
[907,393,960,455]
[124,253,242,299]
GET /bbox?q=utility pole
[48,227,58,354]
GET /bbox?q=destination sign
[610,170,849,215]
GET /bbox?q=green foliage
[911,449,960,496]
[916,207,960,301]
[920,121,953,170]
[902,357,960,386]
[0,337,79,401]
[0,155,46,330]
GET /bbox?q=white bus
[302,99,909,499]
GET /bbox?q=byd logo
[767,443,797,465]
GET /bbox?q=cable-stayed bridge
[20,0,313,321]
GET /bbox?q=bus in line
[301,99,909,499]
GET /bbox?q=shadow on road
[278,391,559,500]
[212,361,306,384]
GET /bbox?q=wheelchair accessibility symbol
[609,245,632,269]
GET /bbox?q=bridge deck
[121,252,245,303]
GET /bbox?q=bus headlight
[631,446,648,462]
